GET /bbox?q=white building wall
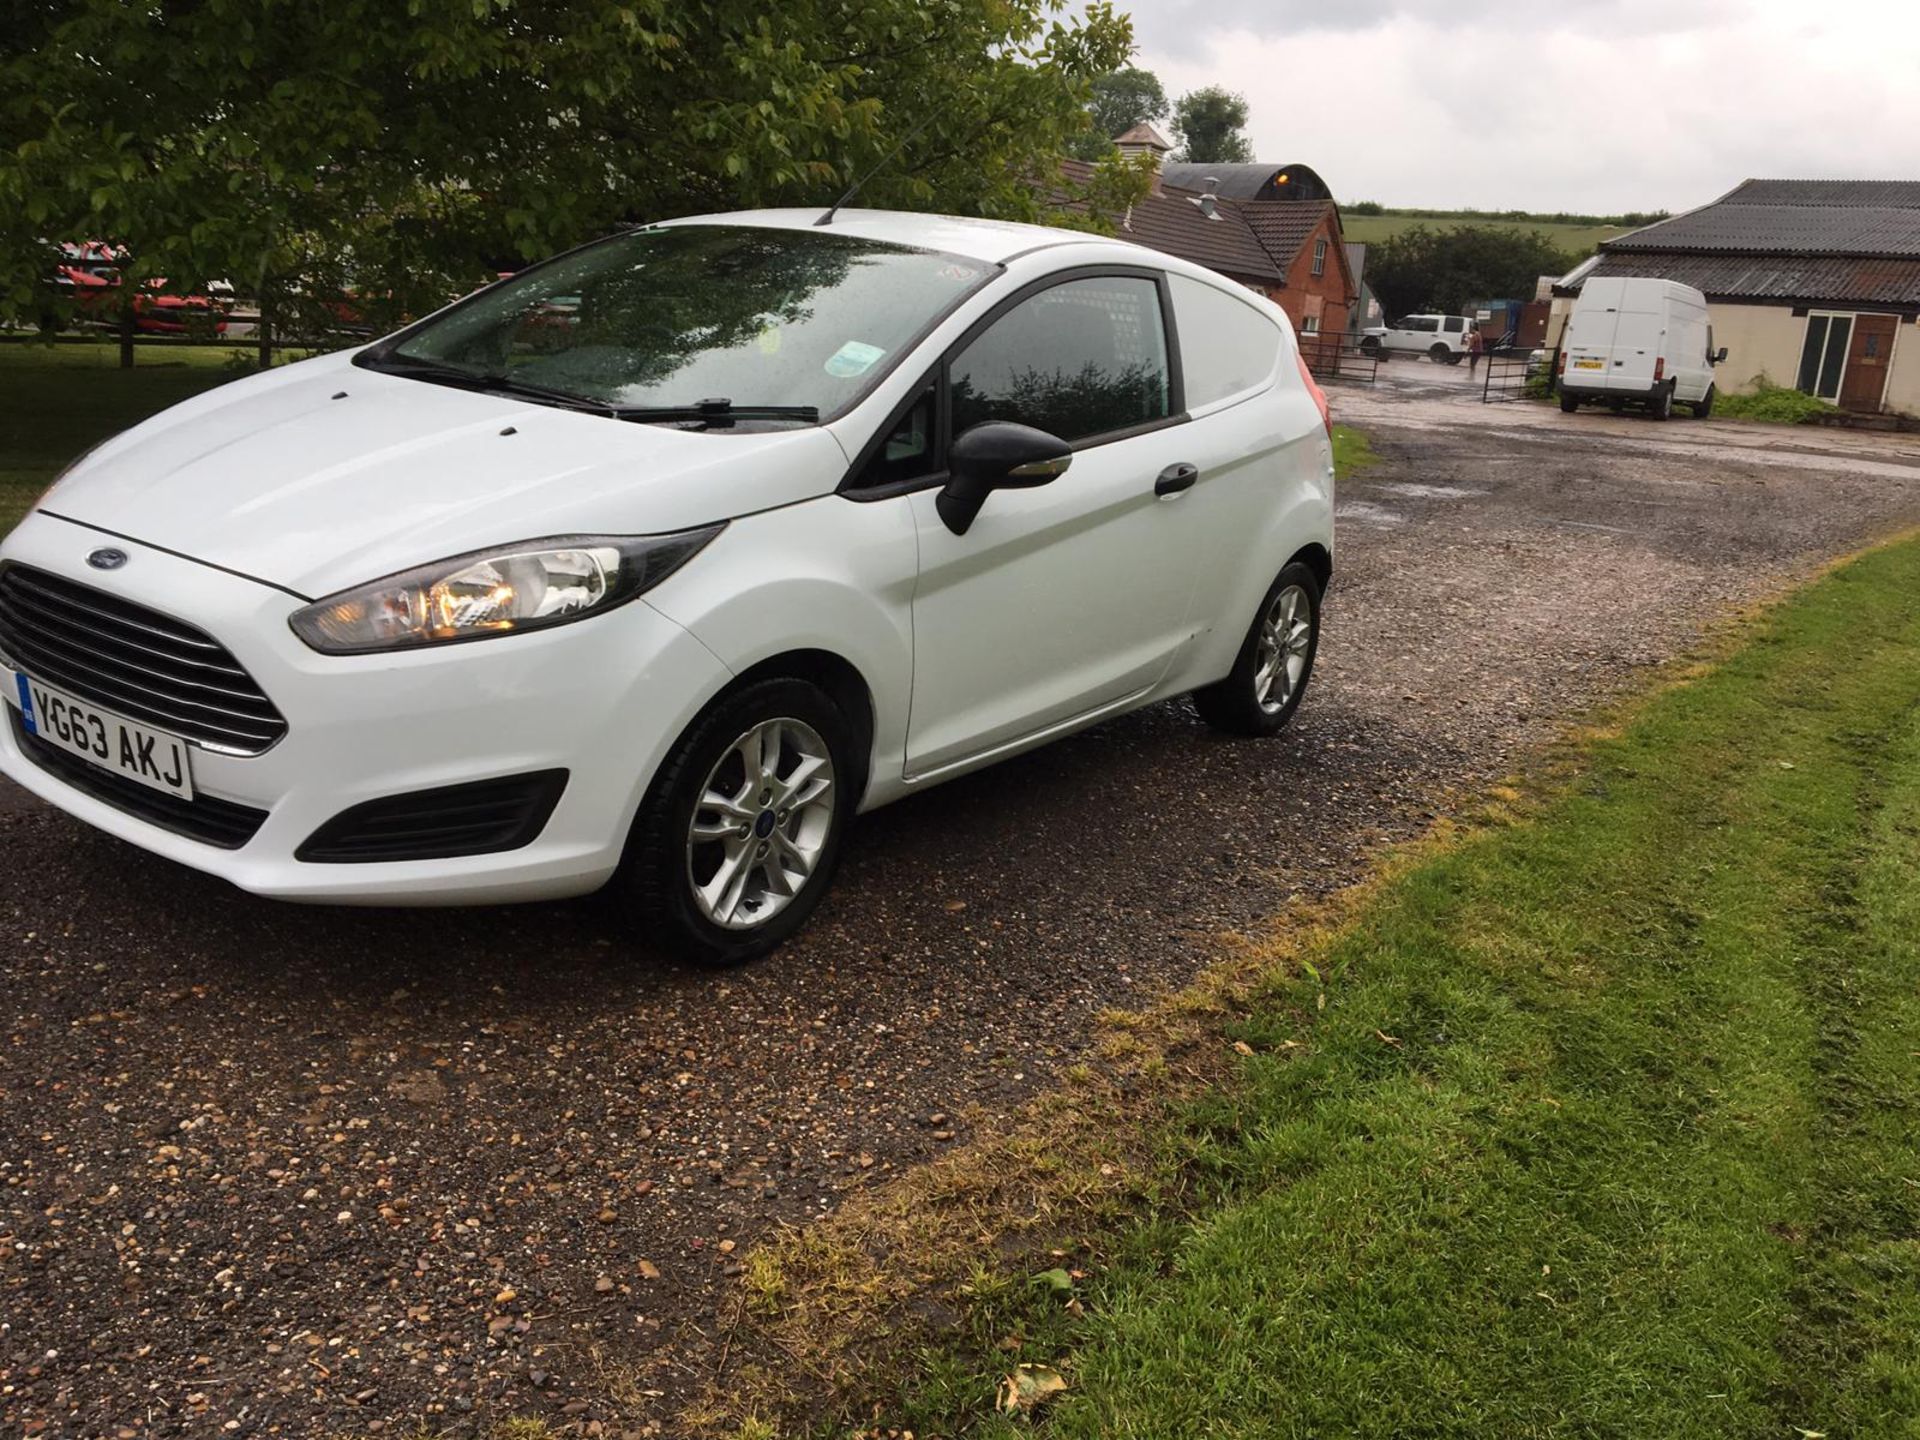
[1708,304,1808,396]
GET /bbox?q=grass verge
[0,342,254,535]
[1331,423,1377,479]
[692,532,1920,1437]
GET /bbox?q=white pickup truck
[1360,314,1479,363]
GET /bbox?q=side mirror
[936,421,1072,536]
[1713,346,1729,364]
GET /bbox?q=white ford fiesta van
[1556,277,1727,419]
[0,209,1337,965]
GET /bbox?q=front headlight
[288,527,723,654]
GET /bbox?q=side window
[1168,273,1281,409]
[849,378,938,490]
[949,276,1171,443]
[1443,316,1465,334]
[1410,316,1440,333]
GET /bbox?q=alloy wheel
[686,717,837,930]
[1254,585,1313,713]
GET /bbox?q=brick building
[1057,141,1357,348]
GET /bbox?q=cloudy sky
[1121,0,1920,213]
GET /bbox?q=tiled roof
[1579,250,1920,306]
[1112,122,1173,151]
[1236,200,1337,268]
[1607,179,1920,258]
[1055,158,1282,282]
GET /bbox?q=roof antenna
[815,110,941,226]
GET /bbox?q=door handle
[1154,463,1199,497]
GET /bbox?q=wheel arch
[716,649,878,806]
[1287,542,1333,596]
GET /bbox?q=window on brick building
[1311,238,1328,277]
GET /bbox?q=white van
[1556,277,1727,419]
[1360,314,1478,363]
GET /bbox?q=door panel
[906,423,1202,775]
[1840,314,1898,412]
[905,269,1204,777]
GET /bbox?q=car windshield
[359,224,995,423]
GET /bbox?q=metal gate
[1298,332,1379,385]
[1481,341,1551,403]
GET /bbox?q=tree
[0,0,1136,363]
[1366,225,1577,318]
[1172,86,1255,164]
[1068,67,1169,160]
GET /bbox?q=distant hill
[1338,206,1668,260]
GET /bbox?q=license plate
[10,672,194,799]
[1572,357,1605,371]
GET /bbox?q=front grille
[0,564,288,755]
[8,708,269,849]
[297,771,568,864]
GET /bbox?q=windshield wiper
[360,354,615,415]
[611,397,820,428]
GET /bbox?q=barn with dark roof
[1562,179,1920,414]
[1054,153,1357,353]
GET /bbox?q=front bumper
[0,512,732,904]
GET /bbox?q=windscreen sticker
[825,340,886,378]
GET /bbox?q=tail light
[1295,351,1332,439]
[1555,351,1566,375]
[1654,357,1666,382]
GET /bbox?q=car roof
[656,208,1136,265]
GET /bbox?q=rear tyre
[1429,343,1452,364]
[1650,385,1674,421]
[1559,392,1580,413]
[1194,563,1322,737]
[1691,386,1715,419]
[614,677,857,966]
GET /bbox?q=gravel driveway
[6,369,1920,1436]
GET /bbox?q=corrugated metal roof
[1609,204,1920,257]
[1579,250,1920,306]
[1055,159,1283,282]
[1607,178,1920,258]
[1159,162,1333,204]
[1723,179,1920,208]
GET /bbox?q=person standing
[1467,324,1485,377]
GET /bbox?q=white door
[904,272,1204,778]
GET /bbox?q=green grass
[1341,211,1621,257]
[1716,378,1842,425]
[0,342,249,536]
[869,535,1920,1438]
[1331,423,1377,480]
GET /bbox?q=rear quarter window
[1168,274,1282,409]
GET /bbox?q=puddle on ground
[1336,501,1405,525]
[1370,482,1487,501]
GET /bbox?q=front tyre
[617,678,856,966]
[1194,563,1322,737]
[1691,385,1715,418]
